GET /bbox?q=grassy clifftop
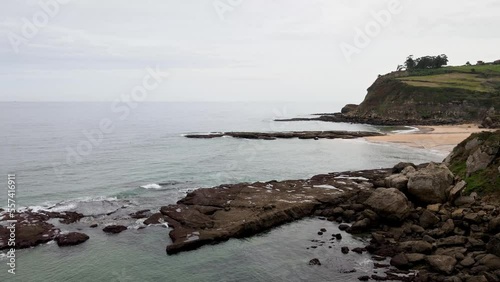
[398,65,500,92]
[351,64,500,123]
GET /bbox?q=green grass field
[396,64,500,92]
[446,64,500,73]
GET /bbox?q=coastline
[365,124,492,154]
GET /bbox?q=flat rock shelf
[160,169,388,255]
[184,130,384,140]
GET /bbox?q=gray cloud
[0,0,499,102]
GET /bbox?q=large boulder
[466,143,499,176]
[364,188,411,223]
[489,217,500,233]
[55,232,89,247]
[478,254,500,270]
[407,163,454,204]
[385,174,409,191]
[426,255,457,275]
[419,209,440,229]
[400,240,433,254]
[392,162,417,174]
[486,234,500,257]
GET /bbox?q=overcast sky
[1,0,499,104]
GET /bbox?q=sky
[1,0,500,104]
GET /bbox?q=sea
[0,102,446,282]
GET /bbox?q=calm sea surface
[0,102,445,281]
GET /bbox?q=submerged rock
[308,258,321,266]
[103,225,127,234]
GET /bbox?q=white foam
[23,196,120,212]
[48,203,78,212]
[314,185,344,192]
[392,126,420,134]
[335,175,369,181]
[314,184,337,189]
[140,183,162,189]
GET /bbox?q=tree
[402,54,448,71]
[435,54,448,68]
[404,55,416,71]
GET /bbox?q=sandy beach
[366,124,493,154]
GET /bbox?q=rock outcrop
[407,162,454,204]
[445,131,500,200]
[55,232,89,247]
[364,188,411,223]
[163,169,384,254]
[103,225,127,234]
[184,130,383,140]
[0,210,84,250]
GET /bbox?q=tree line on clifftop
[397,54,449,71]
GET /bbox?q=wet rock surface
[184,130,384,140]
[160,161,500,281]
[0,210,85,249]
[164,168,385,254]
[2,159,500,281]
[275,112,461,126]
[103,225,128,234]
[55,232,89,247]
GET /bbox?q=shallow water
[5,219,384,282]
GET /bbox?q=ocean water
[0,102,445,281]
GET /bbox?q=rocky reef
[275,112,460,126]
[161,169,384,255]
[2,131,500,281]
[156,159,500,281]
[184,130,384,140]
[0,210,86,249]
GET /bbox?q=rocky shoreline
[158,161,500,281]
[184,130,384,140]
[3,160,499,281]
[2,131,499,281]
[275,113,463,126]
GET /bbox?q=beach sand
[366,124,493,154]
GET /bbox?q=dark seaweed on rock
[184,130,384,140]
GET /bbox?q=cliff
[348,64,500,125]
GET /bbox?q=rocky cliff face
[445,131,500,199]
[349,76,497,123]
